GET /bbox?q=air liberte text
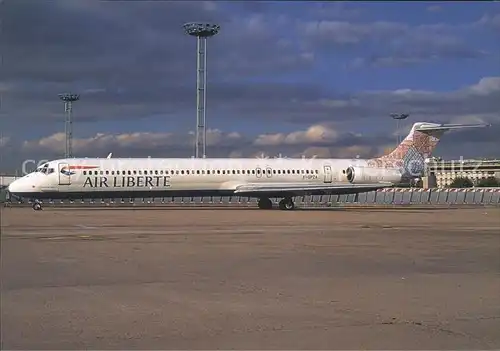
[83,176,171,188]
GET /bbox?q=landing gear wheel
[32,202,42,211]
[278,198,295,211]
[257,198,273,210]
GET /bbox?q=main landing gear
[32,200,43,211]
[278,198,295,211]
[257,198,273,210]
[257,197,295,211]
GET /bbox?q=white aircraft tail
[372,122,489,177]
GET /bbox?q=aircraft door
[323,165,332,183]
[58,163,71,185]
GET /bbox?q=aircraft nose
[8,178,30,195]
[7,179,20,194]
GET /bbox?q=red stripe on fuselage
[68,166,99,169]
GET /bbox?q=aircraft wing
[233,182,393,196]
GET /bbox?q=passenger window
[207,170,210,174]
[133,170,137,175]
[83,171,87,175]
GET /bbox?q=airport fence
[3,187,500,208]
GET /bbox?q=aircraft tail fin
[373,122,489,176]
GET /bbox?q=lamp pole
[58,93,80,158]
[183,22,220,158]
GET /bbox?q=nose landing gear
[32,200,43,211]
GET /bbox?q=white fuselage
[8,157,403,200]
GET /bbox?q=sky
[1,0,499,173]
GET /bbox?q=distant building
[0,175,18,189]
[426,159,500,188]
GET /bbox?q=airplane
[8,121,489,211]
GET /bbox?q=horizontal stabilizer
[415,123,490,132]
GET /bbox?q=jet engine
[345,166,402,184]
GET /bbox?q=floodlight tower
[390,113,410,144]
[183,22,220,158]
[58,93,80,158]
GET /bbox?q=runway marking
[75,224,98,230]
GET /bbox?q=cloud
[0,115,496,174]
[12,121,392,170]
[301,20,407,45]
[308,2,363,20]
[477,12,500,31]
[22,128,246,157]
[254,124,339,146]
[307,76,500,125]
[0,0,318,130]
[344,23,490,68]
[2,75,499,172]
[0,136,11,148]
[299,13,497,68]
[426,5,442,13]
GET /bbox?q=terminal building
[0,175,18,202]
[426,159,500,188]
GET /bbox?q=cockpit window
[35,165,53,174]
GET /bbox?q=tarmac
[1,207,500,349]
